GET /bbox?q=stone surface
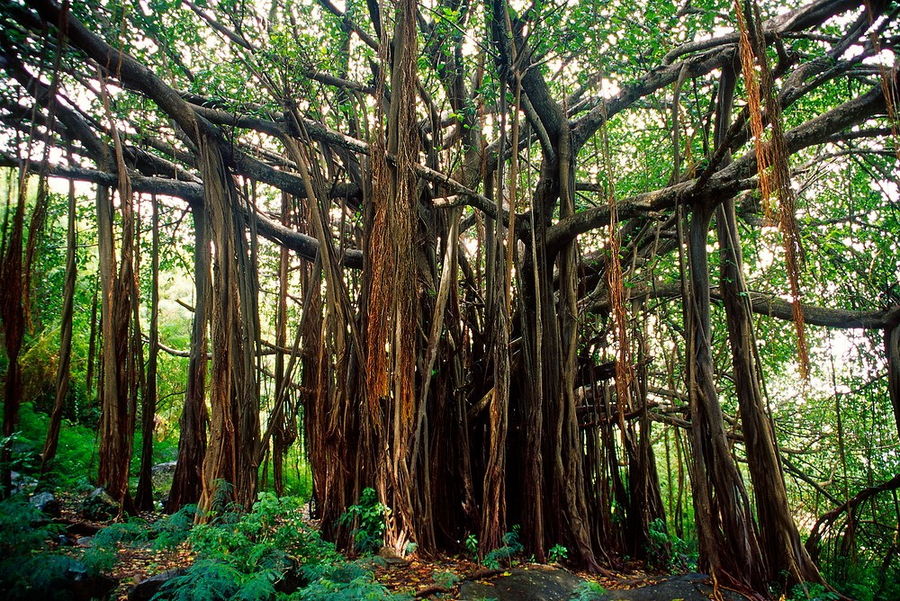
[10,471,38,495]
[459,566,584,601]
[128,568,187,601]
[79,487,117,520]
[13,556,118,601]
[30,491,61,516]
[601,573,750,601]
[151,461,178,493]
[458,569,751,601]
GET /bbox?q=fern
[572,581,607,601]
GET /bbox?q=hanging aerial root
[598,104,633,413]
[735,0,810,379]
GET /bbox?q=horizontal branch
[588,281,900,330]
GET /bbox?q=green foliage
[647,517,693,570]
[482,527,524,570]
[155,559,280,601]
[338,488,387,554]
[84,520,150,573]
[0,496,88,600]
[572,581,607,601]
[432,570,460,589]
[548,544,568,563]
[289,562,409,601]
[787,582,839,601]
[14,402,97,490]
[464,533,478,558]
[151,504,198,550]
[0,496,59,558]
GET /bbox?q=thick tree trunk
[364,0,421,554]
[0,168,27,498]
[716,198,822,585]
[886,323,900,440]
[685,204,765,590]
[197,134,260,513]
[96,182,136,512]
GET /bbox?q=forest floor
[48,493,702,601]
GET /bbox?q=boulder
[459,566,584,601]
[151,461,178,493]
[10,555,117,601]
[10,471,38,495]
[79,488,117,520]
[128,568,187,601]
[600,573,750,601]
[30,492,61,516]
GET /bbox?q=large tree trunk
[197,134,260,513]
[167,204,210,512]
[684,203,765,590]
[95,181,137,512]
[0,168,27,498]
[716,198,822,585]
[364,0,421,554]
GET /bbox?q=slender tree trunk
[41,173,78,472]
[135,195,160,510]
[167,205,209,512]
[272,192,294,497]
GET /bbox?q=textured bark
[364,0,420,554]
[135,195,160,510]
[166,206,209,512]
[197,134,260,513]
[685,204,765,590]
[717,197,822,585]
[887,323,900,440]
[95,181,137,511]
[0,168,27,498]
[40,173,77,472]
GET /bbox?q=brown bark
[166,205,209,512]
[197,134,260,513]
[0,168,27,498]
[685,203,765,590]
[40,171,77,472]
[135,194,160,510]
[717,197,822,585]
[364,0,420,554]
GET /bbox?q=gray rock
[600,574,750,601]
[30,491,61,516]
[459,566,584,601]
[458,570,752,601]
[10,470,37,495]
[151,461,178,492]
[79,487,117,520]
[128,568,187,601]
[14,555,117,601]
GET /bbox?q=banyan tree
[1,0,898,596]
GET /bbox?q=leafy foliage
[338,488,387,554]
[572,581,607,601]
[482,527,524,569]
